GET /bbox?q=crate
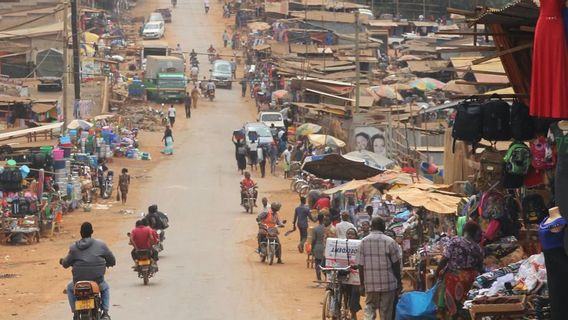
[469,295,526,319]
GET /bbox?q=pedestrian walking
[356,218,402,320]
[184,93,192,118]
[282,145,292,178]
[248,139,258,171]
[191,86,200,109]
[204,0,210,13]
[118,168,130,205]
[161,125,174,155]
[223,30,229,48]
[292,197,315,253]
[230,59,237,80]
[258,145,267,178]
[240,78,247,97]
[269,141,278,175]
[311,213,326,287]
[233,136,247,174]
[167,105,176,127]
[162,125,173,147]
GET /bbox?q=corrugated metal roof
[406,60,450,73]
[289,10,368,23]
[471,0,538,25]
[0,22,63,40]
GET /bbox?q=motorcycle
[154,229,165,252]
[101,170,114,199]
[258,222,285,265]
[208,52,216,63]
[207,88,215,101]
[133,249,158,285]
[241,186,257,214]
[72,281,103,319]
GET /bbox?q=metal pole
[71,0,81,102]
[354,11,360,114]
[62,0,69,131]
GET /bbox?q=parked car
[142,21,165,39]
[244,122,274,147]
[154,9,171,23]
[211,60,233,89]
[257,111,285,135]
[149,12,165,23]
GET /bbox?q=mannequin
[539,206,568,320]
[548,122,568,223]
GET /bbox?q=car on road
[149,12,165,23]
[244,122,274,147]
[142,21,165,39]
[257,111,285,135]
[211,60,233,89]
[153,9,171,23]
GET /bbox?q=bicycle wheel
[322,290,334,320]
[299,185,310,198]
[293,180,306,193]
[339,291,350,320]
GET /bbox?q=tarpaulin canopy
[308,134,346,148]
[31,103,56,113]
[386,185,459,214]
[323,171,431,194]
[343,150,395,171]
[302,154,383,180]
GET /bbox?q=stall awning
[386,185,459,214]
[31,103,56,113]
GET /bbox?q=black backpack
[482,95,512,141]
[510,101,536,141]
[452,98,483,152]
[522,194,547,224]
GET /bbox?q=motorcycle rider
[60,222,115,320]
[207,79,216,98]
[129,219,159,263]
[240,171,257,206]
[190,49,197,60]
[256,202,285,264]
[190,64,199,81]
[146,204,166,233]
[207,45,216,61]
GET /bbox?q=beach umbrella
[67,119,93,130]
[302,154,383,180]
[308,134,346,148]
[442,80,478,95]
[367,85,403,100]
[343,150,395,171]
[409,78,446,91]
[296,123,322,137]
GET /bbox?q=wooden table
[1,227,40,244]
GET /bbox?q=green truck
[144,55,187,101]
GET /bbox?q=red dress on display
[530,0,568,119]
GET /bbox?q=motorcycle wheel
[268,244,275,265]
[322,290,334,320]
[299,185,310,198]
[248,199,254,214]
[209,95,214,102]
[143,270,149,285]
[259,248,266,263]
[77,311,93,320]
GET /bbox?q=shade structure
[343,150,395,170]
[296,123,322,137]
[302,154,383,180]
[409,78,446,91]
[442,80,478,95]
[308,134,346,148]
[386,186,460,214]
[367,85,403,100]
[67,119,93,130]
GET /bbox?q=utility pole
[354,11,360,114]
[70,0,81,103]
[62,0,69,130]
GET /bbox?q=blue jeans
[67,280,110,312]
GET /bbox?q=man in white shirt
[167,105,176,128]
[282,145,292,178]
[336,211,356,239]
[257,145,266,178]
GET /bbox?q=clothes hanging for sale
[530,0,568,119]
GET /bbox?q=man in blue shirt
[292,197,316,253]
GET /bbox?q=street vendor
[435,221,483,317]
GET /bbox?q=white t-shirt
[335,221,356,239]
[249,141,258,152]
[168,107,176,117]
[204,0,210,6]
[283,149,291,163]
[257,147,264,161]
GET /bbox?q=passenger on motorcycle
[190,49,197,60]
[240,171,257,206]
[60,222,115,320]
[256,202,285,264]
[145,204,167,232]
[207,79,216,92]
[190,65,199,80]
[129,219,159,262]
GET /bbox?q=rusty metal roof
[470,0,538,25]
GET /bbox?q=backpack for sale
[522,193,547,224]
[503,142,531,176]
[479,192,505,220]
[477,148,505,190]
[530,136,555,170]
[452,98,483,152]
[510,101,536,141]
[482,95,512,141]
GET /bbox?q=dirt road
[23,0,327,319]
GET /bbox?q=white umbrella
[67,119,93,130]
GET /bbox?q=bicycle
[320,265,353,320]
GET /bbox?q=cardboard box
[324,238,361,285]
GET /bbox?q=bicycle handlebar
[319,265,352,272]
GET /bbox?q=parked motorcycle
[72,281,104,319]
[241,186,257,214]
[258,222,285,265]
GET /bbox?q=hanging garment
[548,123,568,218]
[530,0,568,118]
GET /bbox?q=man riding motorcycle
[145,205,167,238]
[207,45,216,62]
[206,79,216,100]
[129,219,159,263]
[60,222,116,320]
[240,171,257,206]
[256,202,285,264]
[190,49,197,60]
[190,65,199,82]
